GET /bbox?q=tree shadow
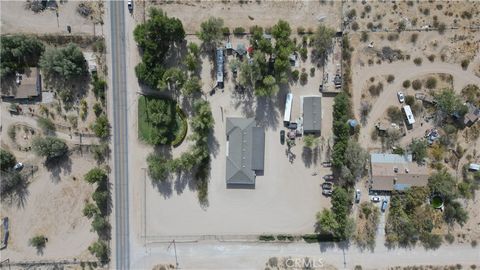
[153,179,173,199]
[231,85,255,118]
[208,131,220,158]
[302,147,314,168]
[44,154,73,183]
[255,96,279,130]
[0,172,30,209]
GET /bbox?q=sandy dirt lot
[0,152,97,261]
[0,1,101,35]
[141,0,341,33]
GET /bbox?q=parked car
[371,196,380,203]
[322,189,333,196]
[322,182,333,190]
[13,162,24,171]
[355,189,361,203]
[381,199,388,212]
[288,122,297,130]
[323,174,334,181]
[321,161,332,167]
[280,130,285,145]
[127,0,133,11]
[397,91,405,103]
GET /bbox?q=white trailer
[403,105,415,125]
[284,93,293,124]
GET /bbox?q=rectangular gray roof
[226,118,265,185]
[303,96,321,133]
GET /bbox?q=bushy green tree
[312,25,335,63]
[91,214,110,233]
[0,149,16,171]
[255,75,279,97]
[29,235,47,250]
[91,115,110,139]
[84,167,108,185]
[134,8,185,88]
[0,171,24,197]
[197,17,224,49]
[435,89,468,117]
[344,140,368,180]
[88,240,109,264]
[316,209,338,234]
[37,117,55,133]
[410,139,428,163]
[83,202,99,218]
[39,43,87,101]
[428,169,457,201]
[0,35,44,79]
[32,136,68,160]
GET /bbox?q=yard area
[138,95,187,146]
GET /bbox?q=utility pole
[167,239,179,269]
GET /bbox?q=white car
[13,162,24,171]
[371,196,380,203]
[355,189,361,203]
[397,91,405,103]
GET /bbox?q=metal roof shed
[302,96,322,134]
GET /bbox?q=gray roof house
[303,96,322,134]
[226,118,265,186]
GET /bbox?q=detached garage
[302,96,322,134]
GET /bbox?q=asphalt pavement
[109,1,130,269]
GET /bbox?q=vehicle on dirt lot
[322,182,333,190]
[381,199,388,212]
[321,161,332,167]
[280,130,285,145]
[355,189,361,203]
[322,189,333,196]
[127,0,133,11]
[13,162,24,171]
[323,174,334,181]
[397,91,405,103]
[371,196,380,203]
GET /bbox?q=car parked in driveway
[381,199,388,212]
[322,189,333,196]
[355,189,361,203]
[127,0,133,12]
[323,174,334,181]
[397,91,405,103]
[321,161,332,167]
[371,196,380,203]
[13,162,24,171]
[322,182,333,190]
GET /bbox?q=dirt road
[352,61,480,147]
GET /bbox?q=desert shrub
[410,33,418,43]
[413,57,422,66]
[297,26,306,34]
[291,70,299,81]
[351,22,359,31]
[403,80,411,88]
[387,75,395,83]
[300,71,308,85]
[259,235,275,241]
[360,32,369,42]
[387,106,404,124]
[412,79,422,90]
[426,77,437,89]
[233,27,245,36]
[405,95,415,106]
[368,83,383,96]
[427,54,436,62]
[37,117,55,133]
[438,23,446,34]
[221,27,230,35]
[387,33,399,41]
[461,59,470,70]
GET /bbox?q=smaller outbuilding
[1,68,42,100]
[302,96,322,134]
[216,48,225,87]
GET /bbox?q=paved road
[109,1,130,269]
[132,240,480,269]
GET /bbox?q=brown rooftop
[1,68,41,99]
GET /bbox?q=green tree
[29,235,47,250]
[443,201,468,226]
[134,8,185,89]
[0,149,16,171]
[238,56,262,92]
[182,76,202,96]
[344,140,368,179]
[303,135,319,149]
[91,214,110,233]
[0,35,45,79]
[428,170,457,201]
[312,25,335,63]
[88,240,109,264]
[39,43,87,101]
[32,136,68,160]
[255,75,279,97]
[410,139,428,163]
[92,189,109,213]
[84,167,107,185]
[83,202,99,218]
[161,67,186,94]
[316,209,338,234]
[435,89,468,117]
[91,115,110,139]
[197,17,224,50]
[147,154,169,181]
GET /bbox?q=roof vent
[405,168,409,173]
[394,167,398,173]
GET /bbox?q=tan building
[1,68,42,100]
[369,153,429,192]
